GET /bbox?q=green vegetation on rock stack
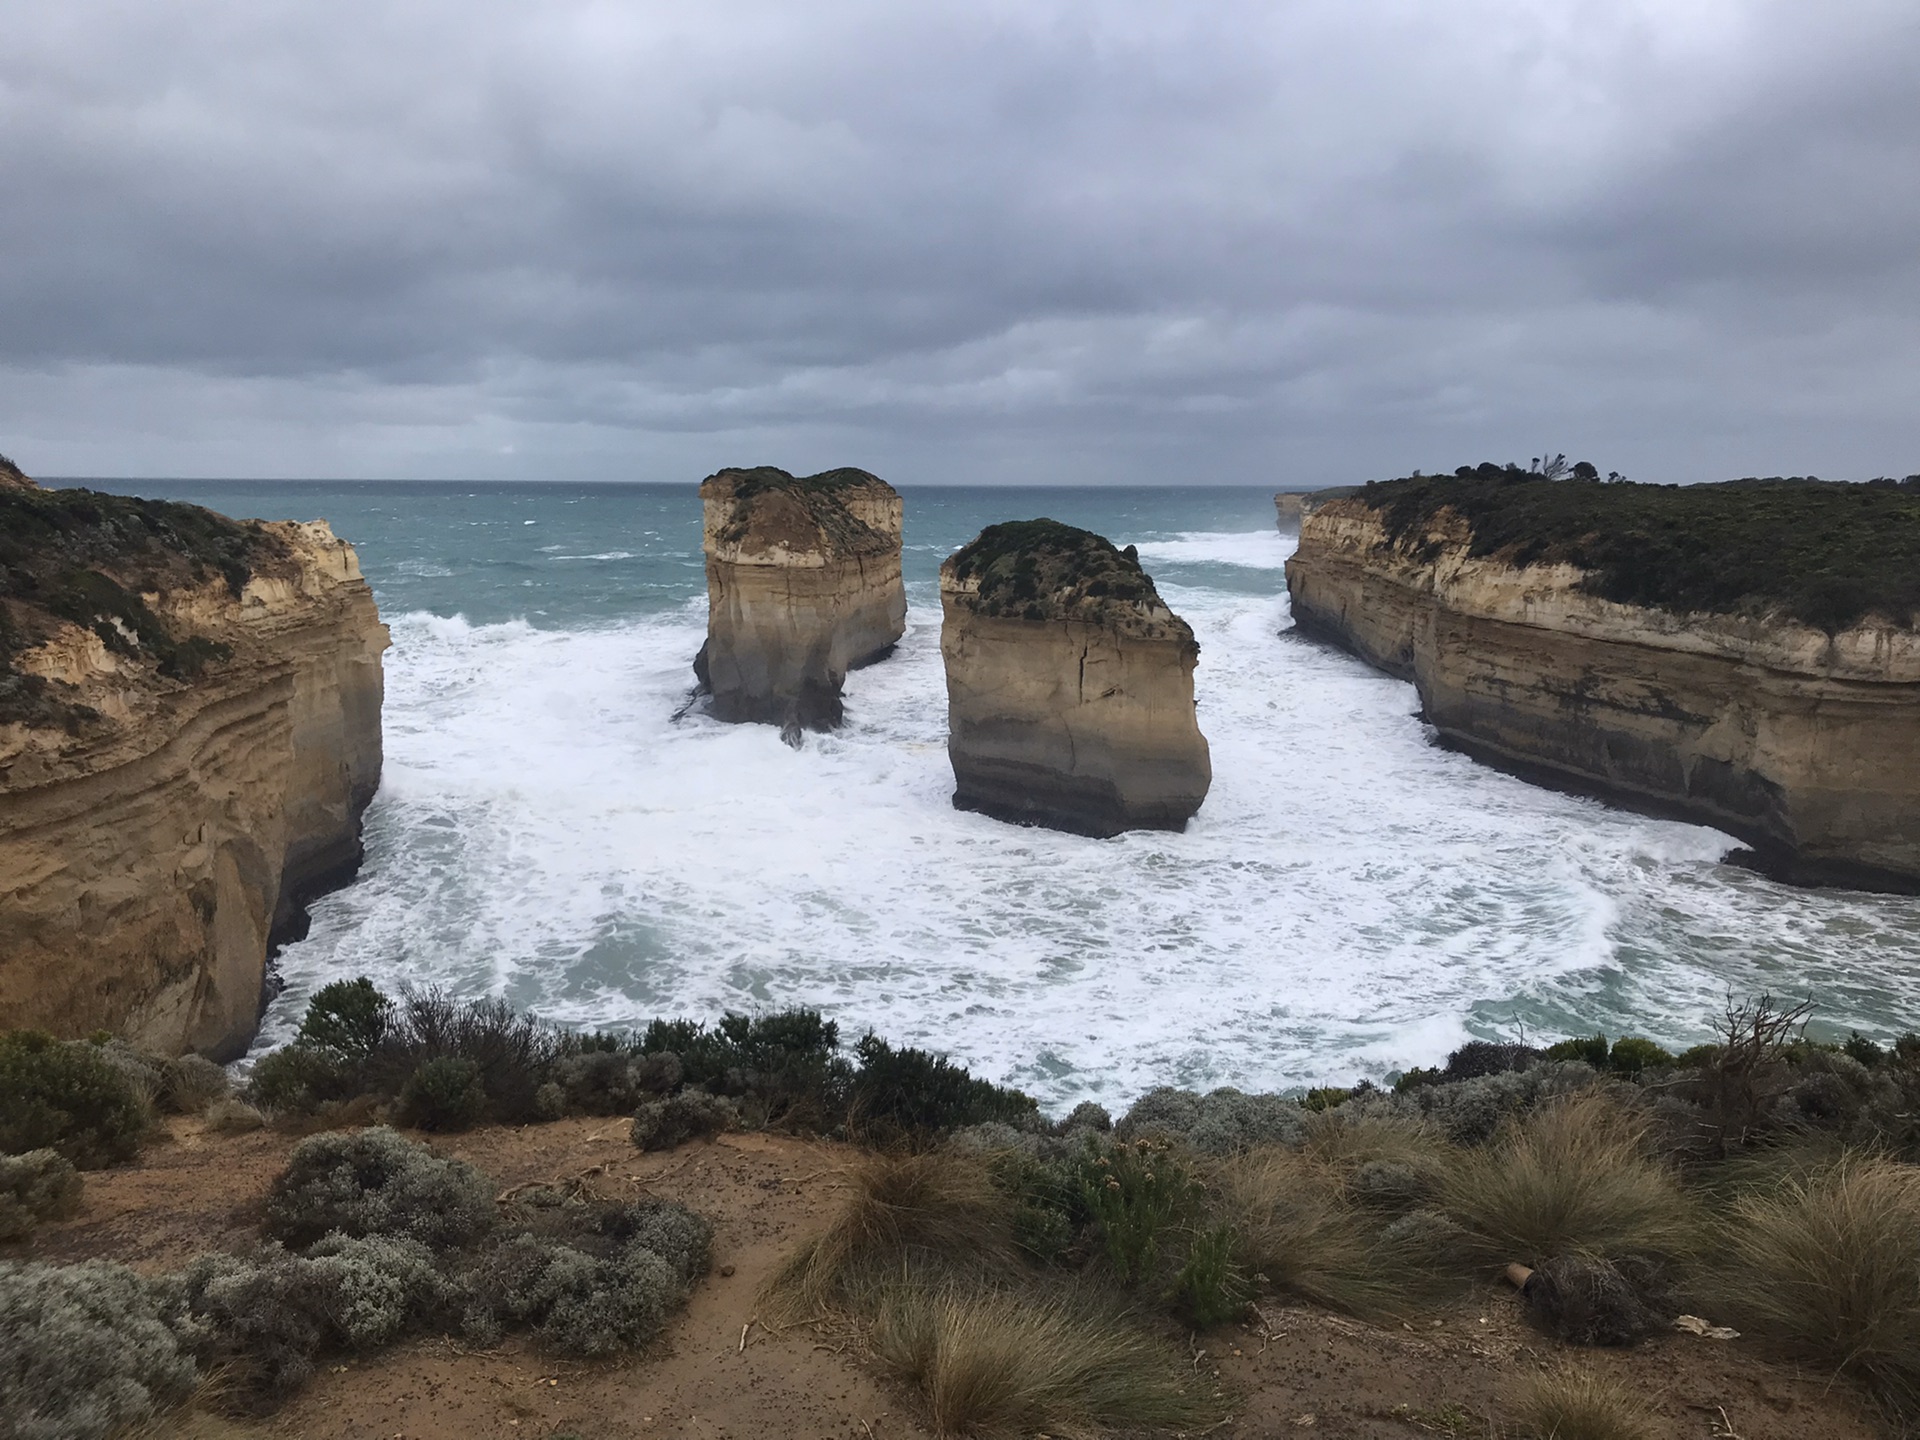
[708,465,895,556]
[945,518,1177,638]
[1360,465,1920,633]
[0,465,284,729]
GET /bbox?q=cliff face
[1286,499,1920,890]
[940,520,1210,837]
[0,480,387,1058]
[694,466,906,732]
[1273,486,1358,526]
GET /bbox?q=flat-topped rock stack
[939,519,1211,836]
[694,466,907,734]
[0,467,387,1057]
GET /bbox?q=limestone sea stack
[0,463,387,1057]
[1286,467,1920,891]
[693,466,907,732]
[939,519,1211,836]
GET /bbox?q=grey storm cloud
[0,0,1915,483]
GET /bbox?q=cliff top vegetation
[0,475,283,731]
[944,518,1192,641]
[1351,464,1920,633]
[701,465,897,556]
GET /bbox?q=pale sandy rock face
[1286,497,1920,891]
[939,520,1210,837]
[694,466,906,732]
[0,479,387,1057]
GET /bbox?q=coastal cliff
[1274,486,1358,526]
[1285,470,1920,890]
[693,466,906,733]
[0,467,387,1057]
[940,519,1210,836]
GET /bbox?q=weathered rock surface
[0,474,387,1057]
[1286,498,1920,890]
[693,466,906,732]
[940,519,1210,836]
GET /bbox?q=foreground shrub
[460,1234,683,1358]
[0,1149,83,1241]
[630,1090,740,1151]
[1079,1136,1197,1287]
[0,1031,150,1168]
[1703,1155,1920,1416]
[0,1259,197,1440]
[396,1056,487,1132]
[202,1097,265,1135]
[263,1126,495,1252]
[1509,1363,1654,1440]
[293,977,392,1060]
[170,1235,448,1411]
[766,1149,1012,1318]
[849,1036,1040,1140]
[159,1054,230,1113]
[869,1284,1218,1437]
[1117,1086,1306,1153]
[1437,1093,1693,1266]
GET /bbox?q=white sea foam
[1133,529,1291,569]
[265,528,1920,1110]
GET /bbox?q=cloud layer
[2,0,1915,483]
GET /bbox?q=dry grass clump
[764,1150,1011,1318]
[202,1098,265,1135]
[1702,1154,1920,1416]
[868,1284,1216,1438]
[1508,1364,1655,1440]
[1209,1146,1422,1320]
[1438,1093,1693,1267]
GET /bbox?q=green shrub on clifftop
[0,1032,150,1168]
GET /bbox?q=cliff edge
[0,468,388,1057]
[940,519,1210,836]
[693,466,906,733]
[1285,468,1920,890]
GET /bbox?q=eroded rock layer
[0,473,387,1057]
[940,520,1210,836]
[1286,487,1920,890]
[694,466,906,731]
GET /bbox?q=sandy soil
[11,1117,1889,1439]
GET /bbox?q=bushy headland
[5,987,1920,1437]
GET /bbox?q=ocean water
[103,479,1920,1111]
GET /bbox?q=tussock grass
[763,1150,1012,1318]
[1209,1146,1422,1320]
[1703,1155,1920,1417]
[1508,1364,1654,1440]
[1438,1093,1693,1266]
[867,1284,1217,1438]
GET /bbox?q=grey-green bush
[396,1055,487,1132]
[0,1259,197,1440]
[1117,1086,1307,1154]
[631,1090,740,1151]
[0,1149,83,1241]
[160,1054,230,1112]
[0,1032,151,1168]
[458,1233,685,1358]
[263,1126,495,1252]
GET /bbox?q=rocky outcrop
[0,476,387,1057]
[940,520,1210,836]
[693,466,906,733]
[1274,487,1358,526]
[1286,496,1920,891]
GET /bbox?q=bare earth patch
[9,1117,1887,1439]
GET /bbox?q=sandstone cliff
[0,474,387,1057]
[1274,486,1358,526]
[693,466,906,733]
[940,520,1210,836]
[1286,483,1920,891]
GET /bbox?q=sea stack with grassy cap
[939,519,1210,836]
[693,466,907,735]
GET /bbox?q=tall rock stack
[694,466,907,733]
[0,469,387,1058]
[939,519,1211,836]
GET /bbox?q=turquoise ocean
[95,480,1920,1111]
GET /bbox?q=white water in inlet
[248,520,1920,1113]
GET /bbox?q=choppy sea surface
[102,480,1920,1111]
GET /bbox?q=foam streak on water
[260,521,1920,1111]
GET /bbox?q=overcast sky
[2,0,1916,485]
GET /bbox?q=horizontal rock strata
[940,519,1210,836]
[694,466,906,732]
[1285,491,1920,890]
[0,474,387,1057]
